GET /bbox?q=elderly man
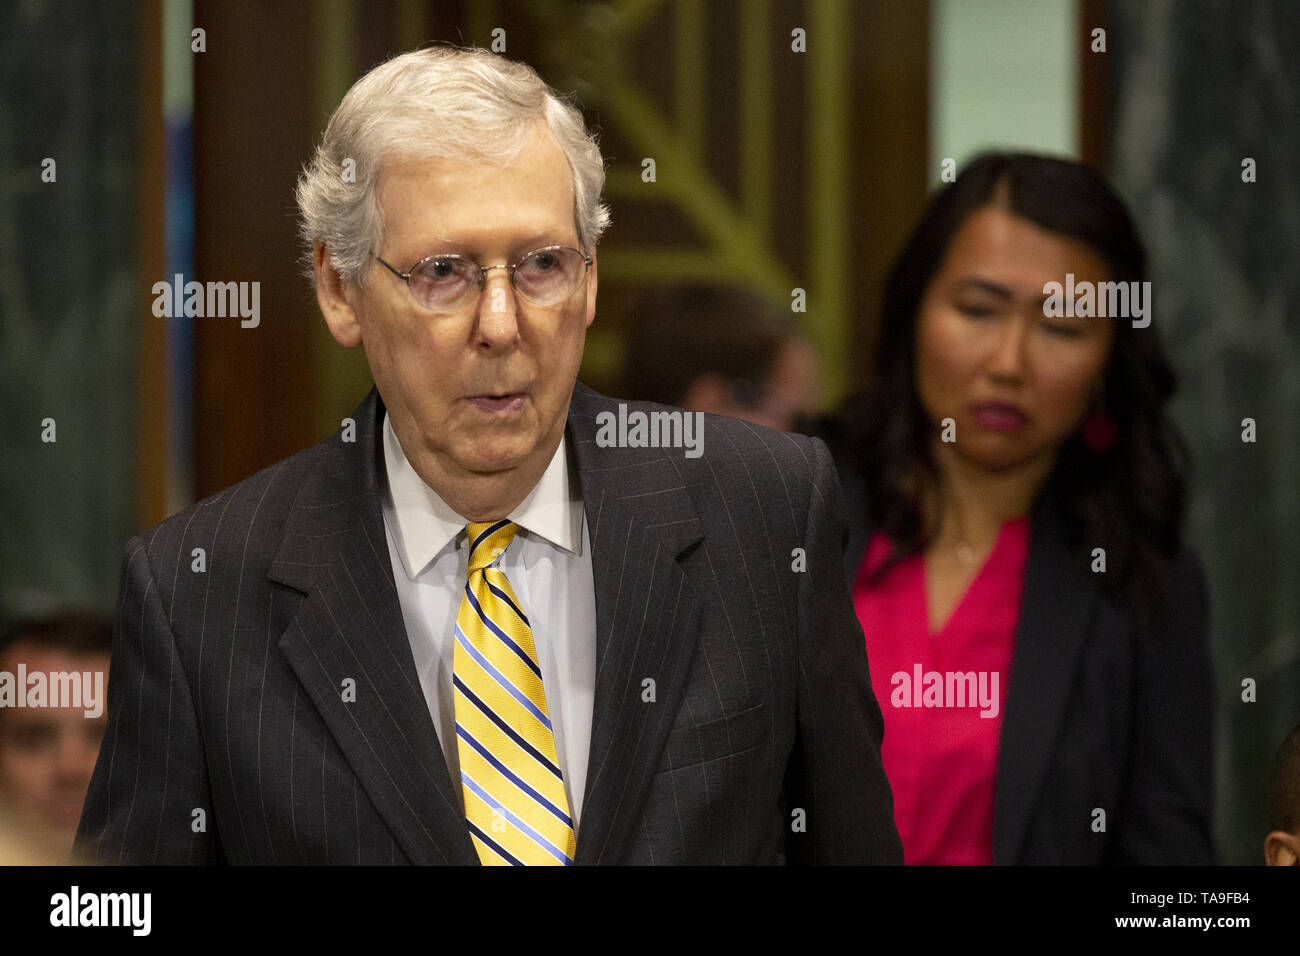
[77,46,900,865]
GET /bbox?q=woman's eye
[957,303,995,318]
[1043,323,1084,337]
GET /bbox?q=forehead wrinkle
[376,134,576,260]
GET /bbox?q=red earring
[1081,408,1117,453]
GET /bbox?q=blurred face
[327,121,596,514]
[683,336,821,431]
[0,643,108,852]
[761,337,820,430]
[915,204,1115,474]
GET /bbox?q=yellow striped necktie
[453,519,575,865]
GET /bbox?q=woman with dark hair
[823,152,1214,864]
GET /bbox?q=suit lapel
[992,497,1097,864]
[269,386,478,865]
[566,385,705,864]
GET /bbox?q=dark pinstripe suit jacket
[837,464,1216,864]
[77,383,902,865]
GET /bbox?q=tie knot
[466,520,517,572]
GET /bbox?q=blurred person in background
[821,152,1214,864]
[1265,722,1300,865]
[622,285,820,432]
[0,614,111,860]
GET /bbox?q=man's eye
[526,252,558,273]
[1043,323,1084,337]
[957,303,995,318]
[425,258,461,280]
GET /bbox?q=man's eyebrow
[513,233,573,254]
[413,237,472,256]
[403,233,573,261]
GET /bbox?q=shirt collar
[381,410,584,580]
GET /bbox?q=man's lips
[465,392,527,413]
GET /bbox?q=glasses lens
[409,256,478,311]
[513,247,586,306]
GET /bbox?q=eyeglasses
[373,245,592,314]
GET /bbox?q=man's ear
[583,248,598,329]
[1265,830,1300,865]
[314,242,363,348]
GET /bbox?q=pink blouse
[853,518,1030,865]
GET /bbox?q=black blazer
[836,462,1215,864]
[76,384,902,865]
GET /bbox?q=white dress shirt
[379,411,597,830]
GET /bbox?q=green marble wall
[1109,0,1300,864]
[0,2,138,625]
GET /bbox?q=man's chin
[435,406,568,479]
[451,436,542,476]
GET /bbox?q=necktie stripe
[455,519,574,866]
[458,757,572,864]
[466,821,524,866]
[463,584,543,679]
[451,643,554,744]
[453,686,567,796]
[456,724,573,827]
[453,673,563,778]
[460,756,571,863]
[454,600,548,710]
[469,519,513,559]
[465,795,563,866]
[453,624,552,729]
[462,772,573,864]
[486,579,530,627]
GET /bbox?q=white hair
[296,45,610,286]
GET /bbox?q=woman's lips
[467,393,526,414]
[971,402,1028,431]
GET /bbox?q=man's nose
[475,268,520,348]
